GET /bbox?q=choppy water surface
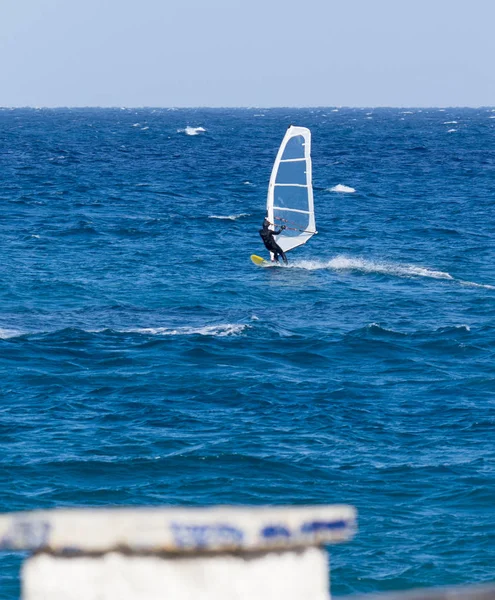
[1,108,494,598]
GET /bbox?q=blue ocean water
[1,107,494,598]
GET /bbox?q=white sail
[267,126,316,253]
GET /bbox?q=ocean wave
[209,213,250,220]
[447,128,457,133]
[457,280,495,290]
[435,324,471,333]
[1,324,249,340]
[123,324,248,337]
[328,184,356,193]
[287,256,495,288]
[349,322,473,340]
[0,328,24,339]
[364,323,407,337]
[289,256,454,280]
[177,126,206,136]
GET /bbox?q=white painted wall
[23,547,329,600]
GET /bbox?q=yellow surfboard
[250,254,271,267]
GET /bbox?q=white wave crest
[124,324,248,337]
[448,324,471,332]
[457,280,495,290]
[328,184,356,194]
[289,256,454,280]
[0,328,23,339]
[209,213,250,220]
[447,129,457,133]
[177,126,206,136]
[444,121,458,124]
[288,257,494,288]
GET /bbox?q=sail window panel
[275,160,307,185]
[281,135,306,160]
[273,207,309,235]
[274,184,309,212]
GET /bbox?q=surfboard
[251,254,271,267]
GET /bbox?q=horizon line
[1,105,495,110]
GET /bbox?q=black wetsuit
[259,219,288,264]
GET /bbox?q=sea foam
[288,256,495,288]
[177,126,206,136]
[209,213,250,220]
[0,328,23,339]
[328,184,356,193]
[289,256,454,280]
[124,324,248,337]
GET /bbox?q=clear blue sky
[0,0,493,107]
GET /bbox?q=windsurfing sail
[267,125,316,253]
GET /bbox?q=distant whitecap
[177,126,206,136]
[209,213,250,220]
[124,324,248,337]
[328,184,356,194]
[0,328,23,339]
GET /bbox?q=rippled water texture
[1,108,494,598]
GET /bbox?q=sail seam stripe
[273,207,310,214]
[274,183,308,188]
[280,158,306,163]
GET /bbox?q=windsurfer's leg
[274,243,287,264]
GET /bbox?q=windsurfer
[259,217,288,264]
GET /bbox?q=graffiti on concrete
[170,522,244,549]
[0,519,51,550]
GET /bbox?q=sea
[0,107,494,598]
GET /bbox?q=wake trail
[287,256,495,289]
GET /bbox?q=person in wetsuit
[259,217,288,264]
